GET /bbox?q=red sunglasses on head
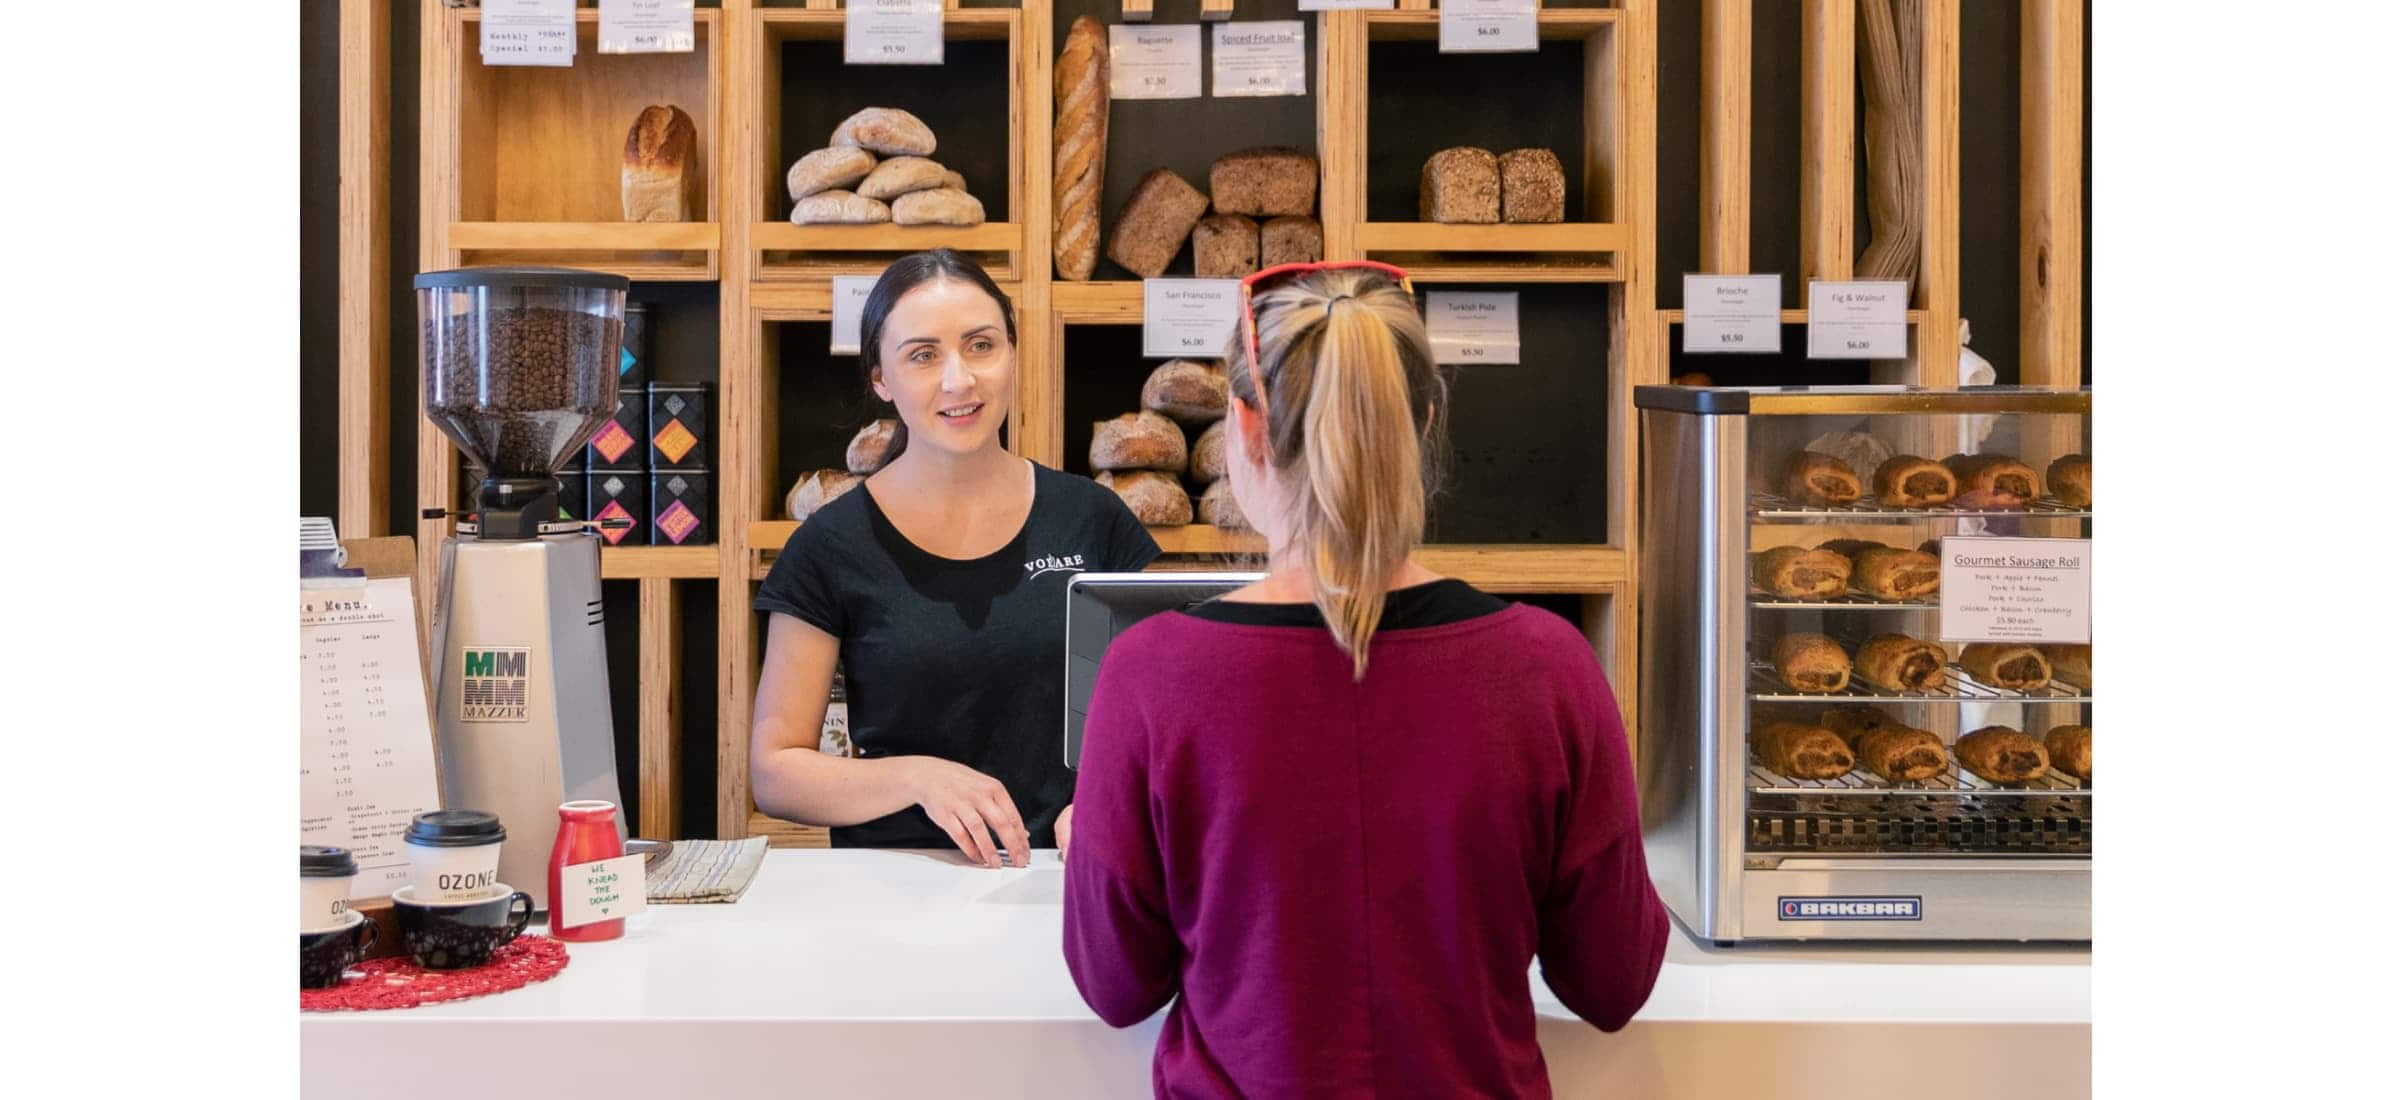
[1237,259,1416,423]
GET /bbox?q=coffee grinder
[414,266,630,911]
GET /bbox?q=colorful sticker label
[653,418,699,464]
[595,500,638,545]
[619,346,637,377]
[656,500,700,544]
[590,420,637,464]
[459,646,531,724]
[664,394,687,417]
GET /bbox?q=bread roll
[891,188,986,227]
[1957,726,2050,784]
[1141,360,1228,424]
[1089,411,1188,473]
[1261,216,1323,267]
[2048,454,2092,508]
[939,168,968,192]
[857,156,952,201]
[1770,633,1851,694]
[1198,478,1247,529]
[790,190,891,225]
[1211,147,1319,217]
[1959,643,2052,692]
[1053,17,1109,281]
[1750,546,1851,599]
[1854,726,1949,783]
[622,105,697,223]
[1783,451,1863,506]
[1421,147,1500,224]
[1854,634,1950,692]
[786,469,862,522]
[1190,420,1229,483]
[788,146,876,203]
[2042,643,2091,690]
[1498,148,1565,223]
[1754,721,1857,780]
[1107,168,1208,279]
[1097,470,1192,526]
[2044,724,2092,782]
[1872,454,1957,506]
[845,419,900,475]
[1193,214,1261,279]
[830,107,936,157]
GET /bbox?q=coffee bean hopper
[414,266,630,911]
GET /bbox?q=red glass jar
[547,800,625,942]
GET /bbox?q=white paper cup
[408,839,503,902]
[301,846,358,933]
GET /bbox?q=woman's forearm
[751,724,923,827]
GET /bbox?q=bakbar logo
[461,646,530,723]
[1777,896,1922,921]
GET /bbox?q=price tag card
[1143,279,1242,358]
[1298,0,1395,9]
[1111,24,1202,100]
[1683,274,1781,354]
[1440,0,1539,54]
[556,854,648,931]
[1212,21,1307,98]
[1426,292,1521,365]
[830,275,879,356]
[1938,537,2092,645]
[599,0,694,55]
[481,0,576,68]
[1806,279,1909,359]
[846,0,944,67]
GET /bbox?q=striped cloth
[643,837,769,904]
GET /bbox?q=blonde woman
[1062,261,1667,1097]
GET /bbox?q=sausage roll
[1856,726,1951,783]
[1872,454,1957,507]
[1850,547,1941,601]
[1942,452,2043,503]
[1816,704,1894,739]
[1960,643,2052,691]
[2047,454,2092,508]
[1957,725,2051,784]
[1854,634,1950,693]
[2044,724,2091,781]
[1751,546,1852,598]
[1815,538,1886,559]
[1771,633,1852,694]
[1782,451,1863,506]
[1755,721,1857,780]
[2042,643,2091,691]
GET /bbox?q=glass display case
[1635,386,2091,943]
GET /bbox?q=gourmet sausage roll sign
[1938,537,2091,645]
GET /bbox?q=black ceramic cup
[392,885,534,970]
[299,912,378,989]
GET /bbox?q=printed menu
[301,577,443,899]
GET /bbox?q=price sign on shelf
[1938,537,2092,645]
[1143,279,1242,359]
[830,274,881,356]
[845,0,944,67]
[1212,21,1306,98]
[1110,24,1201,101]
[1806,279,1909,359]
[1426,292,1521,365]
[598,0,694,55]
[1439,0,1539,55]
[481,0,575,68]
[1683,274,1782,354]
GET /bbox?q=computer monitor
[1064,572,1263,769]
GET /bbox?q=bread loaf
[788,146,876,203]
[1106,169,1209,279]
[1421,147,1500,224]
[786,469,863,522]
[1498,148,1565,223]
[1211,147,1318,217]
[1098,471,1193,526]
[1198,478,1247,529]
[829,107,936,157]
[1193,214,1260,279]
[858,156,951,201]
[939,168,968,192]
[1053,16,1110,281]
[790,190,891,225]
[1089,411,1188,473]
[1260,216,1323,267]
[845,419,900,475]
[622,105,697,223]
[1141,360,1228,424]
[1190,420,1228,483]
[891,187,986,227]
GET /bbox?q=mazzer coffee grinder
[415,266,630,910]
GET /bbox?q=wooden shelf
[1660,309,1932,324]
[754,221,1023,256]
[601,545,719,580]
[449,222,721,281]
[1356,225,1625,283]
[1051,280,1147,324]
[1366,9,1622,41]
[1148,524,1264,555]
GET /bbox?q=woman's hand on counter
[907,756,1031,869]
[1056,805,1073,864]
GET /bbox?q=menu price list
[301,579,442,899]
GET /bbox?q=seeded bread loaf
[1141,359,1228,424]
[1260,216,1323,267]
[790,190,891,225]
[1089,411,1189,473]
[1098,470,1193,526]
[1210,147,1318,217]
[1106,168,1208,279]
[1193,214,1260,279]
[1422,147,1500,224]
[891,187,985,227]
[788,146,876,203]
[1498,148,1565,223]
[622,105,697,223]
[829,107,936,157]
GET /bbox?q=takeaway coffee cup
[301,845,358,933]
[393,884,534,970]
[405,810,506,902]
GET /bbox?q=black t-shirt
[754,462,1161,849]
[1180,578,1510,629]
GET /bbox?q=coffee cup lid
[405,810,506,847]
[301,845,357,877]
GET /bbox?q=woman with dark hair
[750,249,1159,864]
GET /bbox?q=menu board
[301,577,443,899]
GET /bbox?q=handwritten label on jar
[1806,279,1909,359]
[1440,0,1539,54]
[1938,537,2092,644]
[598,0,694,54]
[1426,292,1521,365]
[1111,24,1202,100]
[1143,279,1242,358]
[1683,274,1782,353]
[845,0,944,67]
[556,854,648,930]
[481,0,576,68]
[1212,21,1306,98]
[830,275,880,356]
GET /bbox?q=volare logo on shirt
[1024,553,1087,580]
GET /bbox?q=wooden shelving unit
[339,0,2083,848]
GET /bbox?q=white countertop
[303,849,2089,1099]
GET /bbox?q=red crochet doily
[301,935,569,1012]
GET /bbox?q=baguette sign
[1110,25,1201,101]
[1143,280,1242,359]
[1938,536,2092,645]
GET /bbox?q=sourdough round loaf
[1098,470,1193,526]
[1089,411,1188,473]
[845,419,900,475]
[1189,420,1228,483]
[1141,360,1228,424]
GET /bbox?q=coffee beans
[424,306,620,475]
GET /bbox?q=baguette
[1053,17,1109,281]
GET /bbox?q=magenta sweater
[1063,603,1669,1099]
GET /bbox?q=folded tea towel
[644,837,769,904]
